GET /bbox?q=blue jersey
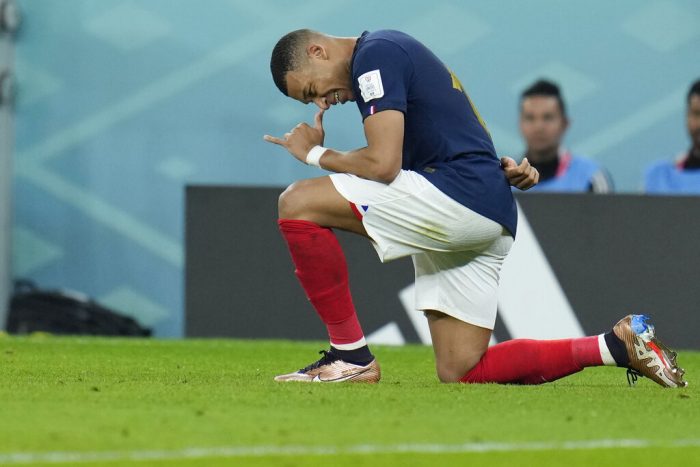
[351,30,517,237]
[523,151,613,193]
[645,154,700,194]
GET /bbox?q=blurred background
[1,0,698,337]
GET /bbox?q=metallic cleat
[613,314,687,388]
[274,350,381,383]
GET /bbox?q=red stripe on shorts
[349,202,363,220]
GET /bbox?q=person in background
[644,79,700,194]
[518,79,613,193]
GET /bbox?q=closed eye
[301,85,319,105]
[302,85,311,104]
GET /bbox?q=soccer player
[644,78,700,193]
[263,29,686,387]
[518,79,613,193]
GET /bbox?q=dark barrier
[186,188,700,349]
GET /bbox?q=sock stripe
[331,337,367,351]
[598,334,617,366]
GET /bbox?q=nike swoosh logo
[632,339,676,386]
[312,368,370,383]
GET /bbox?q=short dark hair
[688,78,700,105]
[270,29,316,96]
[521,79,567,117]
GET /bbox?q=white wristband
[306,145,327,167]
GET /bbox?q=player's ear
[307,43,328,60]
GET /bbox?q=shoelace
[626,368,642,386]
[298,350,339,373]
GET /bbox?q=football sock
[278,219,370,353]
[603,331,630,367]
[460,336,611,385]
[330,345,374,366]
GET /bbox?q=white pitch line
[1,438,698,464]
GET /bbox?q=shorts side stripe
[349,202,364,220]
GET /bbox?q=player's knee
[278,181,312,219]
[436,364,466,383]
[435,355,481,383]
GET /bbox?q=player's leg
[426,305,616,384]
[278,176,367,235]
[424,300,622,384]
[459,335,612,385]
[425,239,688,387]
[460,316,687,387]
[423,295,687,387]
[277,172,688,387]
[415,239,620,385]
[275,176,383,383]
[424,310,491,382]
[412,245,505,383]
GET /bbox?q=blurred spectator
[644,79,700,194]
[518,79,613,193]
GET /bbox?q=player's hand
[263,109,326,163]
[501,156,539,191]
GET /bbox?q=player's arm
[263,109,404,184]
[319,110,403,183]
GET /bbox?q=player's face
[285,57,355,110]
[687,94,700,149]
[519,96,568,154]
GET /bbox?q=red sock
[278,219,365,347]
[460,336,603,385]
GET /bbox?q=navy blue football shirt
[351,30,517,236]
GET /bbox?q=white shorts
[330,170,513,330]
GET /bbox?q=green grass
[0,334,698,466]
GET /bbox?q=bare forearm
[264,109,403,183]
[319,147,400,183]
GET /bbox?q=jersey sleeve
[352,39,412,120]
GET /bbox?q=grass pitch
[1,335,698,466]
